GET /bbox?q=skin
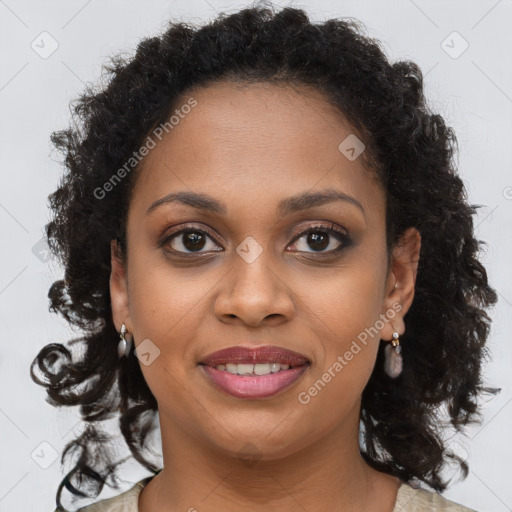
[110,81,421,512]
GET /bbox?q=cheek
[127,249,213,336]
[124,255,209,411]
[305,258,387,341]
[297,298,381,425]
[298,258,387,400]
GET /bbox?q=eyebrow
[146,188,366,220]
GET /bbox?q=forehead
[130,81,384,219]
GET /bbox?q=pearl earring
[384,330,402,378]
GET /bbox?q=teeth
[226,363,238,374]
[237,363,254,375]
[254,363,271,375]
[215,363,291,375]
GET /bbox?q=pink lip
[200,364,309,399]
[198,345,310,399]
[199,345,309,367]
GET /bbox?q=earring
[384,330,402,378]
[118,323,133,358]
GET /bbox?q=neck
[138,406,401,512]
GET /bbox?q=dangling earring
[118,323,132,358]
[384,330,402,378]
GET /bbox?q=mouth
[198,345,310,399]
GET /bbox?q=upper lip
[199,345,310,367]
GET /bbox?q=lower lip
[200,364,309,399]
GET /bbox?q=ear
[380,227,421,340]
[110,239,133,334]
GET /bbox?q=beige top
[65,476,478,512]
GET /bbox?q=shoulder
[394,481,478,512]
[54,476,153,512]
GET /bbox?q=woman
[31,4,499,511]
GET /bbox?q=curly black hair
[30,2,500,510]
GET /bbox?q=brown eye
[304,231,329,251]
[161,226,223,254]
[175,231,208,252]
[288,224,352,254]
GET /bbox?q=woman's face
[111,81,419,461]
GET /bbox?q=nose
[213,247,295,328]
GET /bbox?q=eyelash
[158,222,352,258]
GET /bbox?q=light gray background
[1,1,511,511]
